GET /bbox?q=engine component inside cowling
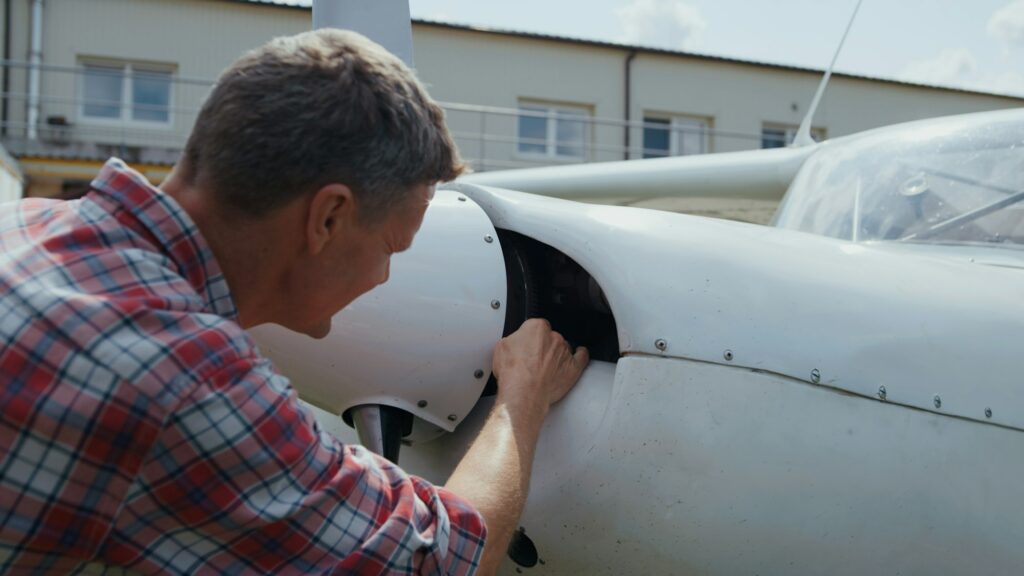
[494,230,620,364]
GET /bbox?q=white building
[2,0,1022,220]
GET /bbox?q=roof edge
[224,0,1024,102]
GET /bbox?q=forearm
[445,398,546,575]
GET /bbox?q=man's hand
[445,319,589,574]
[492,318,590,419]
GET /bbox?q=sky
[408,0,1024,97]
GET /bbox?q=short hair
[181,29,464,223]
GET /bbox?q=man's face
[296,183,434,339]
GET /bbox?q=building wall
[627,53,1024,155]
[7,0,308,150]
[3,0,1023,211]
[413,29,628,167]
[0,144,23,202]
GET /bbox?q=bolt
[933,395,942,409]
[457,196,467,202]
[810,369,821,384]
[474,369,485,379]
[877,386,887,400]
[654,339,667,351]
[447,414,457,422]
[491,299,501,310]
[417,400,428,408]
[484,234,494,243]
[985,407,993,419]
[723,349,733,361]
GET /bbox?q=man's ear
[306,183,356,255]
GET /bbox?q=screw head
[447,414,458,422]
[933,395,942,409]
[877,386,887,400]
[654,339,667,351]
[985,407,993,419]
[810,369,821,384]
[723,349,733,361]
[484,234,494,243]
[474,369,485,379]
[491,299,501,310]
[417,400,428,408]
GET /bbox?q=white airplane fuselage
[254,109,1024,575]
[277,178,1024,575]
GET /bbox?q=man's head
[172,29,463,337]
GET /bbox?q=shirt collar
[89,158,239,321]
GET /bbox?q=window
[80,60,173,125]
[642,115,710,158]
[761,124,825,149]
[517,102,591,159]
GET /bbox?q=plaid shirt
[0,159,486,575]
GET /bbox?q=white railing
[0,60,768,171]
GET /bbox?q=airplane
[250,2,1024,574]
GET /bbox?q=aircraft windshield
[774,110,1024,249]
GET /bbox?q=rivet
[474,369,485,379]
[985,407,993,419]
[447,414,458,422]
[654,339,667,351]
[491,299,501,310]
[933,395,942,409]
[723,349,733,361]
[458,196,467,202]
[484,234,494,243]
[417,400,428,408]
[877,386,887,400]
[810,369,821,384]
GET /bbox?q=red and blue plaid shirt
[0,159,486,575]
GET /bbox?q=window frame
[516,100,592,161]
[761,123,826,149]
[641,113,712,158]
[78,58,175,129]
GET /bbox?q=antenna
[792,0,863,147]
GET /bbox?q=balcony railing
[1,60,768,171]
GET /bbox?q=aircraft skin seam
[621,351,1024,434]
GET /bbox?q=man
[0,29,588,574]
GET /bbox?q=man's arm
[446,318,589,575]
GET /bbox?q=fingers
[492,318,591,407]
[573,346,590,371]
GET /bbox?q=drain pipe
[623,49,637,160]
[27,0,43,140]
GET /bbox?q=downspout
[623,49,637,160]
[2,0,11,137]
[27,0,42,140]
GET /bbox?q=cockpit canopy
[774,109,1024,249]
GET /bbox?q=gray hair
[181,29,464,222]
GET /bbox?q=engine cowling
[249,190,507,443]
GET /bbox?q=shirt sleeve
[98,357,487,575]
